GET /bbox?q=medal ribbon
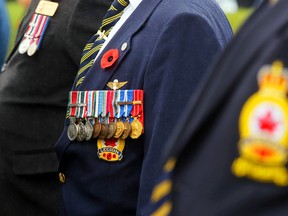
[94,91,99,118]
[116,90,125,119]
[87,91,94,117]
[33,15,50,50]
[98,90,104,119]
[131,90,144,124]
[107,90,115,120]
[101,91,108,118]
[123,90,133,118]
[69,91,78,117]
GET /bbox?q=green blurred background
[5,1,254,54]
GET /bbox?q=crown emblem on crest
[258,61,288,92]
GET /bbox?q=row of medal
[66,89,144,141]
[18,0,59,56]
[67,117,143,141]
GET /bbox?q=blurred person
[0,0,111,215]
[0,0,10,67]
[150,0,288,215]
[54,0,233,215]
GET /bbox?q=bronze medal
[85,119,93,141]
[77,121,86,141]
[99,123,109,139]
[92,120,101,138]
[106,122,116,139]
[121,122,132,139]
[114,121,125,138]
[130,118,143,139]
[67,118,78,141]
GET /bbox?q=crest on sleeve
[232,61,288,186]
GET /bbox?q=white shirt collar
[129,0,142,10]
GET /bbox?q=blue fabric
[0,0,10,67]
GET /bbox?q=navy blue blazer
[55,0,232,215]
[159,0,288,215]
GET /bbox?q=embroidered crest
[97,138,125,161]
[232,61,288,186]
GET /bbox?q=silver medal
[27,41,38,56]
[77,121,87,141]
[18,38,31,54]
[85,119,93,141]
[67,118,78,141]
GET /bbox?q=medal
[121,121,131,139]
[114,121,125,138]
[77,121,86,141]
[99,123,109,139]
[27,41,38,56]
[85,118,93,141]
[107,122,116,139]
[130,118,143,139]
[18,38,31,54]
[67,117,78,141]
[92,120,101,138]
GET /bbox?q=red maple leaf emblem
[104,138,118,147]
[258,110,278,134]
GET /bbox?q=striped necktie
[149,158,176,216]
[75,0,130,88]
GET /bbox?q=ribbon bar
[117,101,142,105]
[68,103,87,107]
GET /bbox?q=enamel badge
[232,61,288,186]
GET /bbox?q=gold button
[59,173,66,184]
[121,42,128,51]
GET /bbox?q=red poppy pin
[101,49,119,69]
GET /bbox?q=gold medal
[114,121,125,138]
[130,118,143,139]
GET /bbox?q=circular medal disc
[99,123,109,139]
[67,122,79,141]
[114,121,125,138]
[130,119,143,139]
[27,42,38,56]
[106,122,116,139]
[93,120,101,138]
[77,122,87,141]
[85,120,93,141]
[121,122,132,139]
[18,39,30,54]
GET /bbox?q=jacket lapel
[78,0,163,90]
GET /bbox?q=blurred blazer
[0,0,110,215]
[160,0,288,215]
[55,0,232,215]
